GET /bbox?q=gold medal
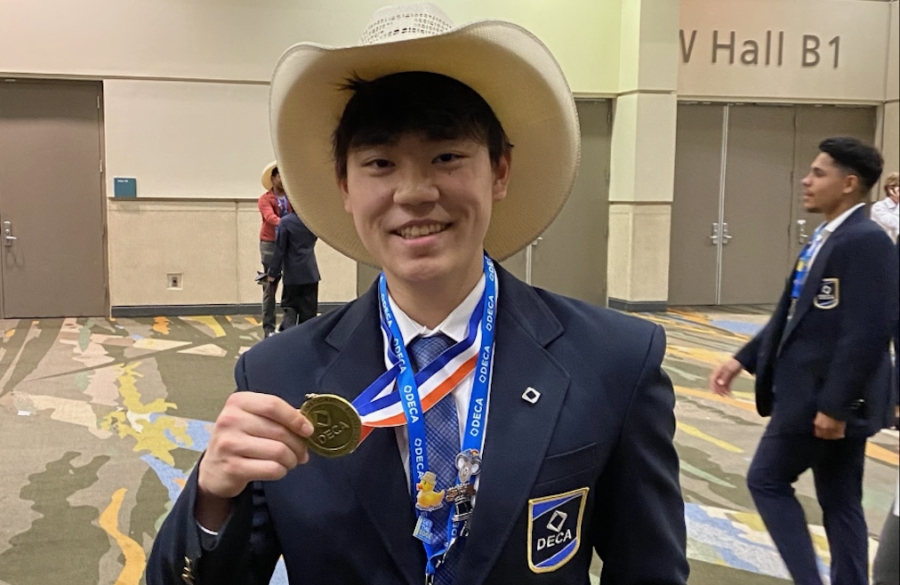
[299,394,362,458]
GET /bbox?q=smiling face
[340,133,510,289]
[331,72,513,296]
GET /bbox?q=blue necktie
[408,334,460,585]
[791,224,826,299]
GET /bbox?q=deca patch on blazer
[814,278,840,310]
[527,488,589,573]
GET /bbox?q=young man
[147,5,688,584]
[266,208,320,330]
[258,164,293,337]
[871,171,899,242]
[711,138,899,585]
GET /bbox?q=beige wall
[607,204,672,302]
[1,0,624,309]
[679,0,891,102]
[103,80,272,200]
[0,0,621,94]
[107,200,356,306]
[884,2,900,176]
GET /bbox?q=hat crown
[358,3,454,46]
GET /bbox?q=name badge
[527,488,589,574]
[813,278,839,310]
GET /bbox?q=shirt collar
[388,274,486,345]
[880,197,899,210]
[822,202,865,234]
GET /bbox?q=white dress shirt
[871,197,899,242]
[382,274,492,487]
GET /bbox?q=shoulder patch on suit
[527,488,588,573]
[813,278,839,310]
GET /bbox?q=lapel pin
[522,387,541,404]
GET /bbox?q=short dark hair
[271,166,279,179]
[332,72,512,178]
[818,137,883,193]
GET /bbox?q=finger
[230,436,301,471]
[232,393,314,437]
[228,457,294,483]
[239,414,310,462]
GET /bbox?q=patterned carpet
[0,308,895,585]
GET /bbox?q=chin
[392,257,453,284]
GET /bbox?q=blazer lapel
[317,287,424,585]
[781,208,865,345]
[455,269,570,585]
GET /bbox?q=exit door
[0,80,108,318]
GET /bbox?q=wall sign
[680,30,841,69]
[679,0,889,102]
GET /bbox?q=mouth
[394,223,450,240]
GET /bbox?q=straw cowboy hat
[260,161,278,191]
[270,2,580,264]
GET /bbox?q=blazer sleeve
[591,325,689,584]
[144,355,282,585]
[734,324,766,375]
[268,223,288,278]
[818,231,899,420]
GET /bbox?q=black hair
[818,137,883,194]
[332,71,512,178]
[271,166,279,179]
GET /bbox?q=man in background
[258,163,293,337]
[266,209,320,330]
[711,138,898,585]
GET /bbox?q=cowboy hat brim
[261,161,277,191]
[270,20,580,264]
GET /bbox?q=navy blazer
[268,212,320,286]
[735,208,900,436]
[146,267,688,585]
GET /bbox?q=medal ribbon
[364,253,497,576]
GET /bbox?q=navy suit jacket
[146,267,688,585]
[735,208,899,436]
[268,212,320,286]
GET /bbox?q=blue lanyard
[377,253,498,572]
[791,224,826,298]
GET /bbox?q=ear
[843,173,860,196]
[337,171,352,213]
[491,152,512,202]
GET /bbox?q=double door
[669,103,875,306]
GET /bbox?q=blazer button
[181,557,195,584]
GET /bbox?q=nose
[393,167,439,207]
[801,174,812,188]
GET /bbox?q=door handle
[532,236,543,247]
[797,219,809,245]
[722,223,733,245]
[3,221,16,247]
[710,223,720,245]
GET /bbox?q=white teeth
[398,224,447,239]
